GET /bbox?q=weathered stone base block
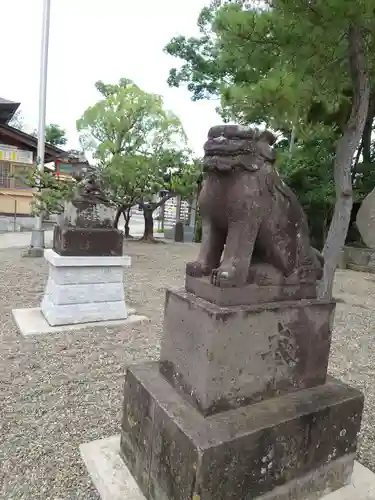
[120,363,363,500]
[53,225,124,256]
[160,289,335,415]
[340,246,375,273]
[41,249,131,326]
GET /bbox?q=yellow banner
[0,145,33,164]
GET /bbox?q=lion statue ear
[259,130,277,146]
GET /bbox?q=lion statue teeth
[186,125,323,288]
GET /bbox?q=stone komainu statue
[58,165,114,230]
[187,125,323,287]
[72,165,109,206]
[53,165,122,256]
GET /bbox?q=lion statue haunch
[186,125,323,288]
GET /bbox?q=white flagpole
[31,0,51,254]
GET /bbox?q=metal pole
[30,0,51,254]
[14,199,17,232]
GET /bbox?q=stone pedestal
[160,289,334,415]
[341,246,375,273]
[121,363,363,500]
[41,249,131,326]
[120,283,364,500]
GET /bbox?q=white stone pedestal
[41,249,131,326]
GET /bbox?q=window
[0,163,32,189]
[0,162,10,188]
[12,165,29,189]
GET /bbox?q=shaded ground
[0,242,375,499]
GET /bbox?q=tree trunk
[139,195,175,243]
[124,207,132,239]
[318,25,370,300]
[114,206,123,229]
[124,221,130,238]
[141,207,156,242]
[362,91,374,164]
[190,197,197,229]
[175,194,182,223]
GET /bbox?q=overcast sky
[2,0,220,155]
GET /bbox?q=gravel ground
[0,242,375,499]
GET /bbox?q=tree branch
[156,192,176,209]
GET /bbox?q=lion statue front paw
[186,261,212,278]
[211,266,238,287]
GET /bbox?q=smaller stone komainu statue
[60,166,113,229]
[186,125,323,288]
[73,166,108,204]
[53,166,122,257]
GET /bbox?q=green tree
[165,0,373,298]
[16,167,74,216]
[32,123,67,147]
[77,78,192,241]
[99,150,200,240]
[277,125,336,249]
[45,124,67,146]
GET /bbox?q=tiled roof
[0,97,18,105]
[0,123,66,161]
[0,97,20,124]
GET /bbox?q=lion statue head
[203,125,277,173]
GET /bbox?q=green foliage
[45,124,68,146]
[278,125,336,206]
[17,168,74,216]
[276,124,336,248]
[100,151,201,211]
[31,123,68,147]
[77,78,198,214]
[166,0,375,255]
[167,156,203,201]
[172,3,365,130]
[167,1,373,126]
[77,78,186,159]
